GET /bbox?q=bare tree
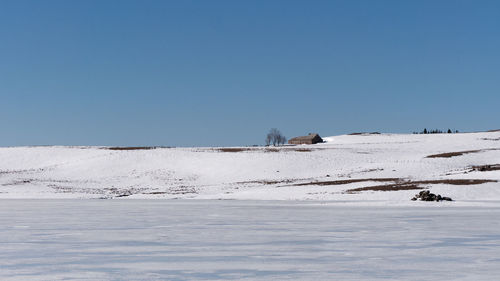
[279,134,287,145]
[265,134,272,146]
[266,128,286,146]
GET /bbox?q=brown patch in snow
[291,148,313,152]
[344,179,497,193]
[235,179,299,185]
[426,150,481,158]
[349,132,381,135]
[426,148,499,158]
[216,147,315,153]
[217,148,252,152]
[288,177,497,193]
[293,178,401,186]
[481,138,500,141]
[106,147,162,150]
[414,179,497,185]
[346,183,423,193]
[144,191,168,195]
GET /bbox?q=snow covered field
[0,131,499,202]
[1,200,500,280]
[1,134,499,280]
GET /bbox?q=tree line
[413,128,459,134]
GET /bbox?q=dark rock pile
[411,190,452,202]
[471,164,500,172]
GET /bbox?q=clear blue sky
[1,0,499,146]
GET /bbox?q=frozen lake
[1,200,500,280]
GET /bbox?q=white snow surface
[1,200,500,280]
[1,132,499,203]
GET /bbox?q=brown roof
[289,133,321,141]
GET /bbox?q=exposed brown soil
[293,178,401,186]
[289,177,497,193]
[414,179,497,185]
[470,164,500,172]
[216,147,280,153]
[349,132,381,135]
[426,150,481,158]
[106,146,160,151]
[217,148,252,152]
[346,183,423,193]
[49,185,150,198]
[216,147,314,153]
[236,177,400,187]
[426,148,499,158]
[292,148,313,152]
[169,188,197,195]
[361,168,384,173]
[144,191,168,195]
[236,179,299,185]
[2,179,32,186]
[344,179,497,193]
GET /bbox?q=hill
[0,131,499,204]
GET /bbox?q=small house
[288,133,323,145]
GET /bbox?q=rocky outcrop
[411,190,452,202]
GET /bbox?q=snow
[1,200,500,280]
[0,132,499,203]
[1,133,499,280]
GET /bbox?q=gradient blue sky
[1,0,499,146]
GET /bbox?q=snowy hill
[0,132,499,203]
